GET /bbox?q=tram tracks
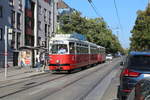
[0,62,107,99]
[0,74,68,99]
[0,72,53,88]
[78,62,119,100]
[0,59,120,99]
[41,60,120,100]
[40,62,116,99]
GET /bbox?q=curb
[0,70,50,83]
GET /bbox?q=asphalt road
[0,58,122,100]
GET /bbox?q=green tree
[58,11,124,54]
[130,4,150,51]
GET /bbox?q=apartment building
[24,0,58,66]
[0,0,59,68]
[37,0,53,48]
[0,0,24,67]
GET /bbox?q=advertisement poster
[18,50,32,67]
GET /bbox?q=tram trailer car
[97,46,106,63]
[48,34,106,72]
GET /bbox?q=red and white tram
[48,33,105,72]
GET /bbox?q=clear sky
[64,0,148,48]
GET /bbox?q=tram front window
[51,44,68,54]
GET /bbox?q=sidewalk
[0,66,50,82]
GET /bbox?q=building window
[17,33,21,49]
[38,21,41,30]
[44,0,51,4]
[44,0,48,3]
[48,25,51,34]
[0,6,3,18]
[11,10,15,28]
[17,13,21,29]
[11,32,15,49]
[9,0,14,7]
[0,28,2,40]
[42,41,45,47]
[57,15,59,22]
[49,11,51,24]
[45,24,47,33]
[44,8,46,21]
[38,37,41,46]
[38,5,42,14]
[19,0,22,10]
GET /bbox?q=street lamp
[4,26,13,79]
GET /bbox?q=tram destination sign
[53,40,64,44]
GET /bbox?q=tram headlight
[56,60,60,63]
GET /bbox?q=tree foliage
[58,11,124,54]
[130,4,150,51]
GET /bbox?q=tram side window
[100,48,102,54]
[91,48,96,54]
[77,46,80,54]
[100,50,101,54]
[51,45,58,54]
[69,42,75,54]
[51,44,68,54]
[80,47,83,54]
[83,47,88,54]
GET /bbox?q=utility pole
[34,0,38,65]
[4,26,8,79]
[4,26,13,79]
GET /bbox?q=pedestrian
[58,47,67,54]
[40,52,45,72]
[35,52,41,72]
[45,52,49,70]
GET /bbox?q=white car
[106,54,113,61]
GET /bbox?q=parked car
[127,78,150,100]
[106,54,113,61]
[117,51,150,100]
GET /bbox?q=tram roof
[52,33,87,41]
[50,34,105,49]
[97,45,105,49]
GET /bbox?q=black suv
[118,51,150,100]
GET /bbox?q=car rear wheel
[117,86,126,100]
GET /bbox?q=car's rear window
[128,55,150,70]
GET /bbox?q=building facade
[0,0,24,67]
[0,0,59,68]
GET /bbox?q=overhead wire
[88,0,125,47]
[87,0,102,17]
[113,0,123,32]
[113,0,127,48]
